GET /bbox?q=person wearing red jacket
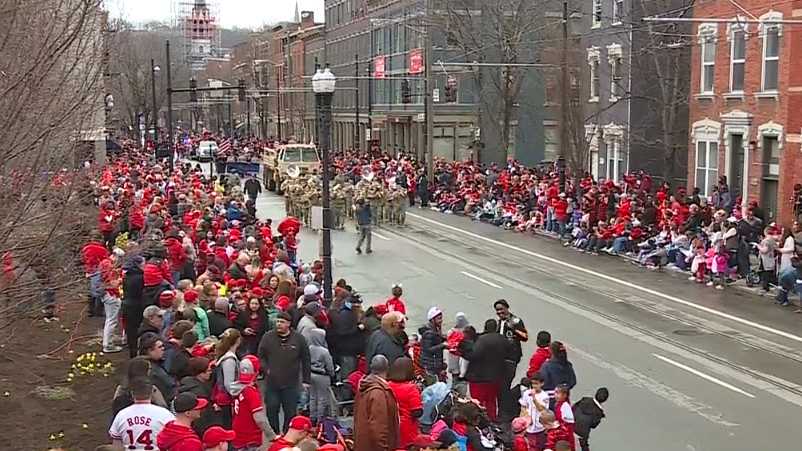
[542,410,575,451]
[165,233,188,283]
[156,392,207,451]
[98,202,117,249]
[81,234,110,275]
[554,194,569,239]
[526,331,552,378]
[129,203,146,241]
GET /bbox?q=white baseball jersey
[109,402,175,450]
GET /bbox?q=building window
[606,139,625,182]
[613,0,624,24]
[608,44,623,101]
[700,32,716,93]
[762,25,780,91]
[587,47,600,102]
[730,27,745,92]
[695,140,718,196]
[592,0,602,28]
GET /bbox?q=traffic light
[401,79,411,104]
[189,78,198,103]
[238,78,246,102]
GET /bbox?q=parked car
[195,140,218,162]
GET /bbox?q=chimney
[301,11,315,28]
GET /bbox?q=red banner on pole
[373,56,386,79]
[409,48,423,74]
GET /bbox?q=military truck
[262,142,321,193]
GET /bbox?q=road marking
[460,270,502,289]
[406,212,802,344]
[372,231,391,241]
[653,354,756,398]
[381,224,802,407]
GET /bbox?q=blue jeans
[264,384,300,433]
[776,267,800,304]
[612,237,629,253]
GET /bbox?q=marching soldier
[366,178,384,226]
[331,183,347,230]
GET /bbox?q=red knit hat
[159,290,176,308]
[184,290,199,303]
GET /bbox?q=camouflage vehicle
[262,142,321,194]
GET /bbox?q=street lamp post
[312,66,336,305]
[150,59,161,144]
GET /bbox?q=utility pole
[165,41,174,171]
[246,96,251,138]
[367,65,373,149]
[354,53,360,151]
[150,58,159,145]
[559,0,570,162]
[276,71,283,140]
[424,0,434,179]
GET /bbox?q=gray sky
[106,0,325,29]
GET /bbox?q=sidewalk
[428,206,801,309]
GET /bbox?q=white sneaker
[706,281,714,287]
[715,285,724,290]
[103,345,123,353]
[688,276,696,281]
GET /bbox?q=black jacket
[178,376,215,436]
[257,330,311,388]
[244,178,262,198]
[122,267,145,310]
[464,332,512,383]
[365,329,405,365]
[573,396,605,437]
[419,323,446,374]
[207,310,233,338]
[328,304,365,357]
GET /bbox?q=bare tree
[629,0,692,184]
[107,21,189,141]
[440,0,552,161]
[0,0,106,336]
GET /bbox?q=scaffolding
[173,0,222,73]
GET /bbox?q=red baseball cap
[202,426,235,448]
[288,415,314,432]
[251,287,264,298]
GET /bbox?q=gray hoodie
[308,328,335,377]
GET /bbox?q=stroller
[430,389,512,451]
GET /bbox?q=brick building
[688,0,802,224]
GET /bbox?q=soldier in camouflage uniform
[295,181,312,226]
[306,177,321,228]
[388,186,407,226]
[331,183,347,230]
[281,178,295,216]
[366,179,385,226]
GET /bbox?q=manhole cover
[673,329,703,336]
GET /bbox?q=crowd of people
[82,141,613,451]
[317,149,801,301]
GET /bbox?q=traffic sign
[433,88,440,103]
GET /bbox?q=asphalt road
[245,183,802,451]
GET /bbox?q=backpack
[210,354,238,406]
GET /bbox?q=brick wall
[688,0,802,225]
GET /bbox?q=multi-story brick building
[323,0,547,164]
[687,0,802,224]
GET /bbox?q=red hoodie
[156,420,202,451]
[526,346,552,378]
[98,208,116,233]
[81,241,109,274]
[144,260,173,287]
[129,206,145,230]
[165,237,187,271]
